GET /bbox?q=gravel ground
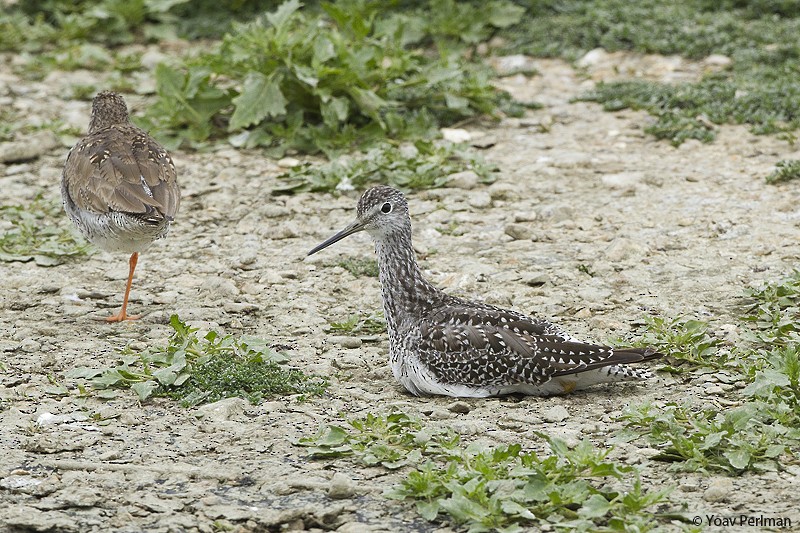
[1,49,799,532]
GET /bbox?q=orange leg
[105,252,142,322]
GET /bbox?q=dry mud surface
[2,51,800,532]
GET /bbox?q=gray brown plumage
[61,91,180,322]
[308,186,661,397]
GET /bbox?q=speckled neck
[373,226,442,336]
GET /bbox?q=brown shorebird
[308,186,661,397]
[61,91,180,322]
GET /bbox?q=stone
[504,223,533,241]
[441,128,472,143]
[447,401,471,414]
[523,273,549,287]
[328,336,363,349]
[0,130,60,163]
[543,404,570,423]
[196,397,247,421]
[600,172,643,190]
[327,472,356,500]
[468,191,492,209]
[703,478,733,502]
[448,170,480,190]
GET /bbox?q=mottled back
[63,91,180,223]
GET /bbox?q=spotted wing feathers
[64,124,179,223]
[418,304,661,388]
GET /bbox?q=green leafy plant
[628,316,724,370]
[498,0,800,145]
[388,437,671,531]
[334,257,379,278]
[298,411,458,469]
[142,0,522,154]
[300,412,672,530]
[330,311,387,335]
[766,160,800,184]
[619,273,800,474]
[67,315,326,405]
[0,194,91,266]
[274,140,497,194]
[744,270,800,346]
[621,398,795,473]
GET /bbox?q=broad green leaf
[131,380,160,401]
[724,449,751,470]
[416,500,440,521]
[229,72,288,131]
[578,494,611,519]
[487,1,525,27]
[266,0,303,29]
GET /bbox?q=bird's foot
[93,312,142,323]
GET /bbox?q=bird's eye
[381,202,392,213]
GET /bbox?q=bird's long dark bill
[307,220,366,256]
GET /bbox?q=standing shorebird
[308,186,661,397]
[61,91,180,322]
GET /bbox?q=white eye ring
[381,202,392,214]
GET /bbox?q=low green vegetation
[330,311,387,335]
[274,141,497,194]
[300,411,672,531]
[0,194,91,266]
[620,272,800,473]
[627,316,724,371]
[67,315,326,406]
[334,257,379,278]
[139,0,525,154]
[502,0,800,145]
[766,160,800,184]
[0,0,272,52]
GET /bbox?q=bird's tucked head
[88,91,130,134]
[308,186,411,256]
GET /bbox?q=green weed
[299,411,458,469]
[628,316,724,371]
[621,397,795,473]
[744,270,800,346]
[67,315,326,406]
[299,412,672,530]
[330,312,387,335]
[766,160,800,184]
[334,257,379,278]
[274,141,497,194]
[141,0,522,154]
[499,1,800,145]
[0,194,91,266]
[619,273,800,473]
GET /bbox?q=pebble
[0,130,60,163]
[523,273,549,287]
[504,223,533,240]
[441,128,472,143]
[543,405,570,423]
[201,276,240,298]
[600,171,643,190]
[468,191,492,209]
[328,336,363,349]
[703,478,733,502]
[196,397,247,421]
[604,237,647,262]
[447,170,480,190]
[447,401,471,414]
[327,472,356,500]
[277,157,301,168]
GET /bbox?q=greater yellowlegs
[308,186,661,397]
[61,91,180,322]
